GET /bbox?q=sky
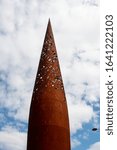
[0,0,100,150]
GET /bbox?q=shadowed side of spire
[27,20,71,150]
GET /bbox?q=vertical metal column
[27,19,71,150]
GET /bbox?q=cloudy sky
[0,0,100,150]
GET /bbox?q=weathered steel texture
[27,20,71,150]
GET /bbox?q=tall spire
[27,20,71,150]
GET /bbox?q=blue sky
[0,0,99,150]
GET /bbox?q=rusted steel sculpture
[27,19,71,150]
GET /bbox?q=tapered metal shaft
[27,20,71,150]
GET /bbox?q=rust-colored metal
[27,19,71,150]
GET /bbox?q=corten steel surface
[27,20,71,150]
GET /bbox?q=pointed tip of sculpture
[45,18,54,39]
[48,18,51,26]
[48,18,51,22]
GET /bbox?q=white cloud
[87,142,100,150]
[71,137,81,148]
[67,93,95,133]
[0,126,26,150]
